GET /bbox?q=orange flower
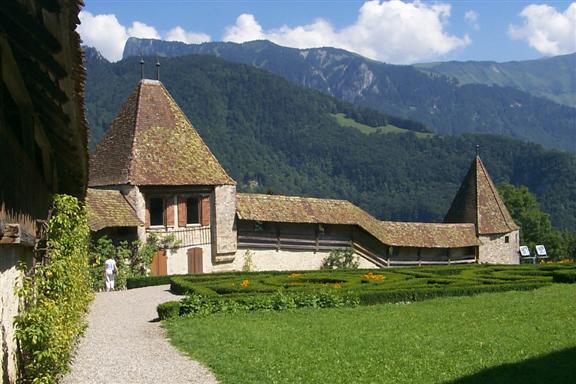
[240,279,250,288]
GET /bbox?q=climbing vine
[15,195,93,383]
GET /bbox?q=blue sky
[80,1,576,64]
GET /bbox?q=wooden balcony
[147,226,211,247]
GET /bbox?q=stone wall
[478,230,520,264]
[210,247,378,273]
[0,245,30,384]
[119,185,147,243]
[211,186,237,258]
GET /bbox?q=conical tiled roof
[89,79,235,186]
[444,156,518,234]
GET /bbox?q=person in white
[104,258,117,292]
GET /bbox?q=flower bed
[156,264,575,318]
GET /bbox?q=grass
[332,113,434,138]
[164,285,576,384]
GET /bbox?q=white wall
[167,243,213,275]
[211,247,379,273]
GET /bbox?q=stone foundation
[1,245,30,383]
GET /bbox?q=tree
[499,183,575,260]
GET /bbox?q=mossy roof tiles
[89,79,235,187]
[237,193,479,248]
[86,188,142,231]
[444,156,518,235]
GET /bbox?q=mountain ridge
[123,38,576,152]
[85,51,576,231]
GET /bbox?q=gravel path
[62,285,218,384]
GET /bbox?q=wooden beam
[7,28,66,79]
[0,2,61,53]
[38,0,61,13]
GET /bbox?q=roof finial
[476,144,480,157]
[156,56,160,81]
[140,54,144,79]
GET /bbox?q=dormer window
[186,197,200,225]
[149,198,164,226]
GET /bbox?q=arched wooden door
[151,250,167,276]
[187,248,203,274]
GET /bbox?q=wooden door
[187,248,203,274]
[151,250,167,276]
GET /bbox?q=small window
[186,197,200,224]
[149,198,164,226]
[505,236,510,243]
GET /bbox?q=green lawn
[332,113,434,138]
[164,285,576,384]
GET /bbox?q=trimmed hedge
[357,282,548,305]
[170,276,219,296]
[127,275,174,289]
[552,270,576,283]
[157,301,181,320]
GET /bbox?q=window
[186,197,200,224]
[504,236,510,244]
[149,198,164,226]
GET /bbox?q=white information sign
[519,246,531,257]
[535,245,547,257]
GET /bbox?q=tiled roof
[237,193,479,248]
[89,79,235,187]
[86,188,142,231]
[378,221,479,248]
[444,156,519,234]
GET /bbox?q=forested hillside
[416,53,576,108]
[85,51,576,231]
[123,38,576,152]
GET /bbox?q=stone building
[89,79,237,275]
[444,156,520,264]
[87,78,520,275]
[0,1,88,381]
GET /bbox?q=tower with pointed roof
[90,79,237,274]
[444,156,519,264]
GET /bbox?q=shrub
[358,282,547,305]
[321,249,359,269]
[127,275,174,289]
[15,195,93,383]
[157,301,181,320]
[170,276,218,296]
[552,270,576,283]
[177,290,359,318]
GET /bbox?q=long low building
[87,78,520,275]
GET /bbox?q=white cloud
[77,11,211,61]
[78,12,128,62]
[165,27,211,44]
[465,10,479,31]
[509,3,576,56]
[223,0,470,64]
[128,21,161,40]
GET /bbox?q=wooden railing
[238,232,477,268]
[148,226,211,247]
[238,233,350,252]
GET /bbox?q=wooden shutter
[165,197,174,227]
[201,196,210,226]
[178,196,187,227]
